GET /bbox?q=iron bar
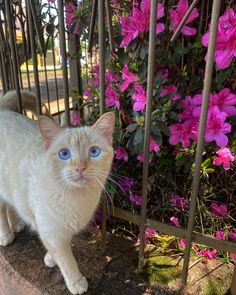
[98,0,107,247]
[5,0,22,112]
[105,0,115,53]
[108,206,236,254]
[181,0,222,286]
[170,0,199,42]
[43,53,51,114]
[0,54,6,93]
[51,37,61,123]
[58,0,70,127]
[88,0,98,53]
[26,0,42,115]
[138,0,158,269]
[0,22,9,91]
[28,0,45,53]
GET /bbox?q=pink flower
[136,152,152,163]
[120,1,165,47]
[213,147,234,170]
[169,0,199,36]
[170,216,180,227]
[171,194,189,211]
[198,249,217,259]
[210,88,236,117]
[64,3,77,27]
[210,203,228,218]
[169,119,197,148]
[202,8,236,69]
[229,231,236,241]
[129,193,142,206]
[205,106,231,147]
[115,147,128,161]
[159,68,169,80]
[105,70,119,84]
[160,85,181,101]
[149,137,160,153]
[215,231,226,240]
[72,111,81,127]
[132,84,147,112]
[118,176,134,192]
[138,227,157,244]
[230,253,236,261]
[119,65,137,92]
[179,239,186,248]
[105,86,120,109]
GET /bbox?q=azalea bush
[54,0,236,262]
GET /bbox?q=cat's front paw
[11,221,25,233]
[0,232,15,246]
[68,276,88,295]
[44,252,56,268]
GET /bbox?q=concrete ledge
[0,228,178,295]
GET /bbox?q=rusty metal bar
[181,0,222,286]
[28,0,45,53]
[4,0,22,112]
[231,264,236,295]
[0,23,9,92]
[0,54,6,93]
[98,0,107,247]
[138,0,158,269]
[43,53,51,114]
[26,0,42,115]
[88,0,98,53]
[170,0,199,42]
[51,36,61,123]
[108,206,236,254]
[58,0,70,127]
[105,0,115,53]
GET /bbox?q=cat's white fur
[0,90,114,294]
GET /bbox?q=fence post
[4,0,22,112]
[98,0,107,248]
[58,0,70,127]
[68,34,84,118]
[138,0,158,268]
[26,0,42,115]
[181,0,222,286]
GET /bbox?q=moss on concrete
[139,255,182,285]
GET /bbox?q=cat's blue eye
[89,146,101,158]
[59,148,71,160]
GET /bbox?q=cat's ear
[92,112,115,145]
[38,116,62,147]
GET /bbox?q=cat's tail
[0,90,52,118]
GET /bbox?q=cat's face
[38,112,115,188]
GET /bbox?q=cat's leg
[41,237,88,295]
[0,200,15,246]
[7,205,25,233]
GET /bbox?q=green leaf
[155,122,170,136]
[134,128,144,145]
[126,123,138,133]
[140,43,148,60]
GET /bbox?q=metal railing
[0,0,235,293]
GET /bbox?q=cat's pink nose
[73,162,86,174]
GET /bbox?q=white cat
[0,90,114,294]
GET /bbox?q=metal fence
[0,0,235,293]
